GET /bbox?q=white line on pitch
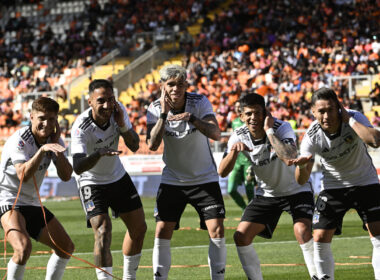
[26,235,369,260]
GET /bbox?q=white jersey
[147,92,219,186]
[227,119,312,197]
[300,109,378,190]
[0,126,63,206]
[71,102,132,188]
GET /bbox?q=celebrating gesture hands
[113,100,126,128]
[160,88,174,114]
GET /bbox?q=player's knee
[294,220,312,243]
[130,221,147,241]
[234,231,249,246]
[65,238,75,255]
[95,224,112,247]
[12,238,32,264]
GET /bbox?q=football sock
[208,238,226,279]
[7,258,25,280]
[45,253,70,280]
[371,235,380,280]
[236,245,263,280]
[299,239,317,278]
[123,253,141,280]
[95,267,113,280]
[153,238,171,280]
[314,242,334,280]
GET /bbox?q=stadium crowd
[0,0,379,140]
[0,0,220,134]
[125,0,380,139]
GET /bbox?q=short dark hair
[32,97,59,113]
[89,79,113,95]
[239,93,265,112]
[311,87,339,107]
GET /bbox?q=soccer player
[0,97,74,280]
[71,79,146,280]
[218,93,317,280]
[147,64,226,280]
[290,87,380,280]
[228,101,256,210]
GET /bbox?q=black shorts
[241,191,314,239]
[154,182,225,230]
[79,173,143,228]
[312,184,380,235]
[0,205,54,241]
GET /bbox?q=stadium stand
[0,0,380,155]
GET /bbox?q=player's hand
[231,142,252,153]
[288,155,313,166]
[160,87,174,114]
[167,112,191,121]
[264,109,275,131]
[41,143,66,156]
[97,147,122,157]
[113,101,125,127]
[50,120,61,143]
[339,102,350,123]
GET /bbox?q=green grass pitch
[0,196,374,279]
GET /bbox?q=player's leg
[234,221,265,280]
[38,214,74,280]
[312,189,347,280]
[367,221,380,280]
[288,192,317,279]
[227,164,247,210]
[1,209,31,280]
[110,174,147,280]
[192,182,226,280]
[153,183,186,280]
[153,221,176,280]
[119,208,147,280]
[205,218,226,280]
[90,214,113,280]
[79,183,113,279]
[234,194,281,280]
[355,184,380,280]
[294,218,317,279]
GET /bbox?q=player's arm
[72,148,120,175]
[291,155,314,185]
[51,123,72,181]
[189,114,221,141]
[218,142,251,177]
[120,129,139,152]
[14,143,66,182]
[113,101,139,152]
[147,119,166,151]
[264,112,297,165]
[167,113,221,141]
[341,106,380,148]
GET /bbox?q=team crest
[74,128,81,136]
[17,140,25,150]
[85,200,95,212]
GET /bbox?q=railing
[328,74,374,98]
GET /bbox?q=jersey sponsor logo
[324,143,357,161]
[85,200,95,212]
[165,127,197,137]
[251,154,278,166]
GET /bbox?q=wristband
[266,128,274,135]
[160,113,168,120]
[189,114,196,123]
[120,126,128,133]
[298,163,307,169]
[348,117,357,127]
